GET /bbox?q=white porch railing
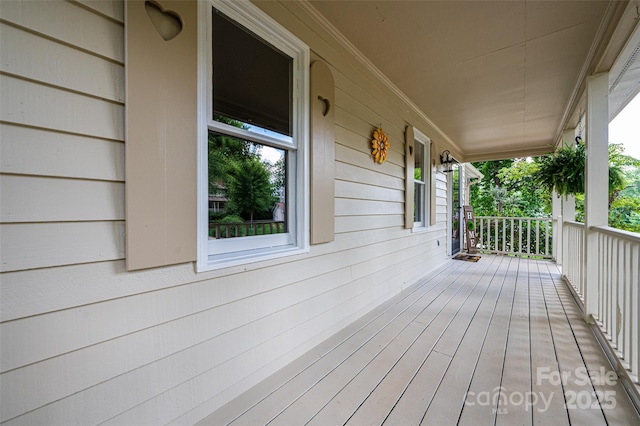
[562,221,586,299]
[474,216,553,258]
[562,222,640,390]
[593,227,639,384]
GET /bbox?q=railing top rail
[474,216,552,221]
[591,225,640,244]
[563,221,585,228]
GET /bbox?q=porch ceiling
[307,0,632,161]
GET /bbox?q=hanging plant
[371,127,389,164]
[533,138,585,197]
[533,137,626,199]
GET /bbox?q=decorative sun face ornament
[371,127,389,164]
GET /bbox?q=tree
[268,156,286,199]
[472,144,639,234]
[609,197,640,233]
[607,143,640,206]
[208,117,256,195]
[472,159,513,215]
[225,157,276,223]
[470,158,549,217]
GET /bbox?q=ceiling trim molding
[465,146,554,163]
[295,0,461,153]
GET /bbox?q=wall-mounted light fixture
[440,150,454,173]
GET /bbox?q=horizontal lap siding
[0,1,449,425]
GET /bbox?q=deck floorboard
[198,255,640,426]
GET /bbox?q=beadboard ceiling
[308,0,639,161]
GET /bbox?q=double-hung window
[413,129,431,229]
[198,0,310,271]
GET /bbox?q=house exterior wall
[0,1,454,424]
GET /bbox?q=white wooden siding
[1,75,124,140]
[1,175,124,222]
[0,124,125,181]
[0,0,452,424]
[0,222,125,273]
[0,23,125,102]
[75,0,125,23]
[0,0,124,62]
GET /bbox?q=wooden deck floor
[199,255,640,425]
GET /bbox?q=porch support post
[560,128,575,269]
[561,128,576,223]
[584,72,609,321]
[552,192,562,265]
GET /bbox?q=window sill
[412,225,431,234]
[197,244,309,272]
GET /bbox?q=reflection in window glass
[415,182,424,223]
[208,129,286,239]
[414,142,424,182]
[414,139,426,225]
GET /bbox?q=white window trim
[413,128,431,231]
[197,0,310,272]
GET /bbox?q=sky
[609,92,640,160]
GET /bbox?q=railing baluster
[518,219,523,255]
[510,218,514,254]
[607,233,612,331]
[535,219,540,255]
[632,243,639,377]
[621,241,628,364]
[545,219,549,256]
[611,235,617,349]
[502,218,506,253]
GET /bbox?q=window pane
[212,8,293,136]
[414,182,424,223]
[414,142,424,182]
[208,130,287,239]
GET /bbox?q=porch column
[561,128,576,223]
[584,72,609,321]
[560,128,575,269]
[552,192,562,265]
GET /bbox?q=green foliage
[609,197,640,233]
[533,142,632,200]
[606,144,640,232]
[466,221,475,231]
[609,143,640,168]
[533,142,585,197]
[268,156,286,193]
[225,157,277,222]
[208,116,281,227]
[208,133,256,192]
[471,142,639,234]
[470,158,550,217]
[220,214,245,223]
